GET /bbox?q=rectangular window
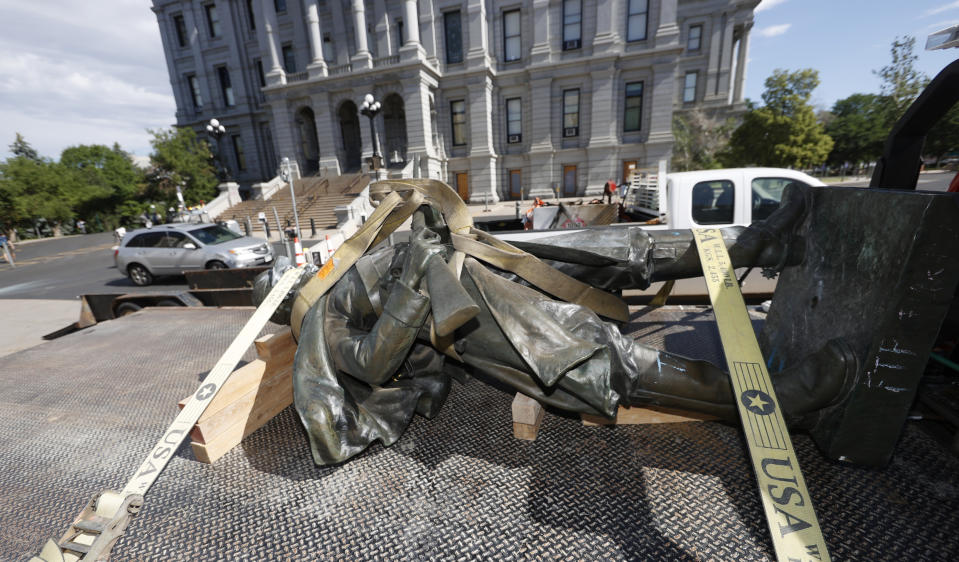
[322,34,335,62]
[506,98,522,142]
[274,0,287,13]
[231,135,247,172]
[254,59,265,88]
[246,0,256,31]
[205,4,221,38]
[282,44,296,73]
[503,10,521,62]
[563,89,579,136]
[187,74,203,109]
[173,14,188,47]
[626,0,648,42]
[624,81,643,132]
[563,0,581,49]
[692,180,734,225]
[396,19,404,48]
[688,24,702,51]
[451,100,467,146]
[444,11,463,64]
[683,72,697,103]
[217,66,235,107]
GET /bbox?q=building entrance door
[563,165,577,197]
[622,160,637,184]
[338,101,362,172]
[455,172,469,201]
[509,169,522,200]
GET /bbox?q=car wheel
[128,264,153,286]
[206,260,228,270]
[115,302,142,316]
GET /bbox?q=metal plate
[1,307,958,560]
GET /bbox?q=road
[838,169,952,190]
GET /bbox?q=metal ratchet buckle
[32,490,143,562]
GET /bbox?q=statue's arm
[325,277,431,386]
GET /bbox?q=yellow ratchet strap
[692,228,830,562]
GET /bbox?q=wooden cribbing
[178,329,296,464]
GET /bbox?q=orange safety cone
[294,236,306,266]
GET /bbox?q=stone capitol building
[152,0,756,201]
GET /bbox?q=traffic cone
[294,236,306,266]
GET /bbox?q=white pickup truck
[622,167,825,230]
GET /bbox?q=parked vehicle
[621,167,826,230]
[114,223,274,286]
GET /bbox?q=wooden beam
[582,405,718,426]
[511,393,545,441]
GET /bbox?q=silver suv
[115,223,275,286]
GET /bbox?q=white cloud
[923,1,959,17]
[755,0,788,14]
[757,24,792,38]
[0,0,175,159]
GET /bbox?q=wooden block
[581,405,718,427]
[254,329,295,362]
[511,393,545,441]
[189,383,295,463]
[190,366,292,444]
[178,359,270,417]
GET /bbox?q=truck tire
[115,302,142,316]
[128,264,153,286]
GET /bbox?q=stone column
[645,61,677,171]
[310,91,340,175]
[268,101,297,174]
[260,0,286,85]
[351,0,373,68]
[655,0,680,48]
[184,4,215,112]
[529,0,551,65]
[733,24,751,103]
[468,75,499,202]
[404,74,438,160]
[306,0,328,77]
[465,0,490,69]
[399,0,426,62]
[527,74,554,199]
[716,14,736,99]
[587,62,617,149]
[593,0,623,54]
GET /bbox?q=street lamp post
[205,118,231,181]
[280,157,301,239]
[359,93,382,179]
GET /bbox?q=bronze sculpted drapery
[254,183,855,465]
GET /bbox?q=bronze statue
[254,182,856,465]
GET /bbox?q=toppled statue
[254,180,856,465]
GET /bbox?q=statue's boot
[624,338,858,429]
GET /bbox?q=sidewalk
[0,299,80,358]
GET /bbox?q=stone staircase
[215,173,370,236]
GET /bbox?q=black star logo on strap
[741,390,775,416]
[195,383,217,401]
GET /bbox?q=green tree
[824,93,890,165]
[671,110,736,171]
[0,157,74,236]
[147,127,218,206]
[720,69,833,168]
[926,104,959,162]
[59,144,144,224]
[875,36,927,120]
[8,133,40,161]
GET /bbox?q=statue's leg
[622,339,857,428]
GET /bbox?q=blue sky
[1,0,958,161]
[747,0,959,109]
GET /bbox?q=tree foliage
[9,133,40,161]
[720,69,833,168]
[824,93,890,165]
[147,127,219,206]
[875,36,927,120]
[671,110,736,171]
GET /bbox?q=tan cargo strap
[291,178,629,337]
[693,228,830,562]
[451,229,629,323]
[291,190,421,339]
